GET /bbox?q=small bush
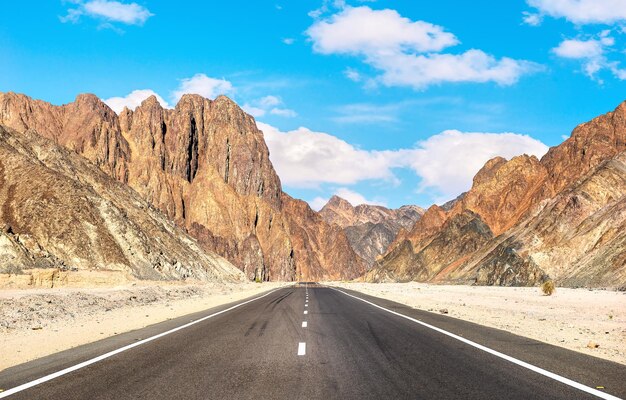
[541,280,556,296]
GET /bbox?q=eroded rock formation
[0,92,365,281]
[0,125,243,282]
[371,101,626,287]
[319,196,424,266]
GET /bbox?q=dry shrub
[541,280,556,296]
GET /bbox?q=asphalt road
[1,283,624,399]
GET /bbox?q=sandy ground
[331,282,626,365]
[0,281,289,371]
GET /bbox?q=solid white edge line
[330,287,621,400]
[297,342,306,356]
[0,287,285,399]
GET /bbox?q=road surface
[0,283,624,399]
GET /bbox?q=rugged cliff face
[0,92,130,181]
[0,92,365,281]
[458,151,626,287]
[282,194,367,281]
[117,94,293,281]
[372,101,626,287]
[319,196,424,266]
[0,125,243,282]
[365,211,492,282]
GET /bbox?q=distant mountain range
[0,91,624,287]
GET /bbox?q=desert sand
[0,281,288,371]
[331,282,626,365]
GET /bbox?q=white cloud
[333,102,399,124]
[258,122,402,188]
[307,6,458,55]
[282,38,295,45]
[309,197,330,211]
[104,89,171,114]
[522,11,543,26]
[306,6,538,89]
[552,39,604,59]
[376,50,540,89]
[259,95,281,108]
[61,0,153,26]
[171,74,233,102]
[407,130,549,199]
[258,122,548,201]
[242,105,266,117]
[526,0,626,25]
[551,32,625,81]
[243,95,296,118]
[269,108,297,117]
[528,0,626,83]
[344,68,362,82]
[309,188,386,211]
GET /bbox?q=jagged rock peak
[140,94,163,108]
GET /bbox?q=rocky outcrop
[117,94,293,281]
[0,92,130,181]
[448,154,549,236]
[0,125,243,282]
[365,211,493,282]
[459,151,626,287]
[319,196,424,265]
[372,100,626,287]
[282,194,367,281]
[542,101,626,193]
[0,92,364,281]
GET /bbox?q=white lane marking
[331,288,620,400]
[298,342,306,356]
[302,321,308,328]
[305,304,308,307]
[0,288,284,399]
[304,310,308,314]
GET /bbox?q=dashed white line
[331,287,620,400]
[305,304,308,307]
[302,321,308,328]
[304,310,308,315]
[298,342,306,356]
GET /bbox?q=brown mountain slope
[319,196,424,266]
[0,92,129,181]
[0,92,364,281]
[364,211,493,282]
[282,194,367,280]
[372,101,626,287]
[455,151,626,287]
[0,125,243,282]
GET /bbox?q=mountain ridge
[0,91,366,282]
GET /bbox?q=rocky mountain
[0,92,365,282]
[319,196,424,266]
[364,211,493,282]
[459,151,626,287]
[0,125,243,282]
[283,194,367,280]
[370,101,626,287]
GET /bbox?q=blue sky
[1,0,625,208]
